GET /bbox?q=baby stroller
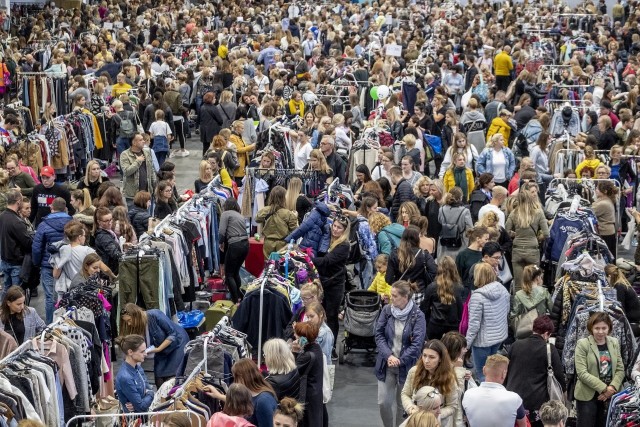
[337,290,381,364]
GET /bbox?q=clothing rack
[203,316,230,374]
[0,340,34,366]
[65,410,204,427]
[18,71,67,78]
[257,263,276,368]
[597,279,605,311]
[39,307,76,353]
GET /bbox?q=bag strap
[449,208,464,229]
[398,250,422,282]
[546,343,553,372]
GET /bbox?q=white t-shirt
[477,204,506,228]
[492,149,507,183]
[294,142,313,170]
[149,121,172,138]
[462,383,524,427]
[254,75,270,93]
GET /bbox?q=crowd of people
[2,0,640,425]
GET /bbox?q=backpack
[440,209,464,248]
[347,217,366,264]
[424,134,443,157]
[468,190,489,224]
[118,111,136,138]
[222,150,239,172]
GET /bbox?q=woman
[405,411,440,427]
[120,303,190,388]
[311,215,350,349]
[504,316,565,427]
[285,177,313,225]
[604,264,640,324]
[97,186,127,211]
[195,160,214,193]
[69,253,107,288]
[369,212,404,256]
[293,132,313,171]
[505,191,549,291]
[401,340,458,426]
[424,180,445,241]
[413,176,431,215]
[128,191,151,238]
[302,302,334,363]
[441,332,477,427]
[199,91,224,157]
[574,312,625,427]
[416,217,436,257]
[387,108,404,142]
[372,152,394,182]
[353,164,372,200]
[256,186,298,258]
[293,322,325,427]
[465,263,510,382]
[93,207,122,275]
[273,397,304,427]
[207,151,234,189]
[397,201,421,228]
[422,256,465,340]
[592,181,619,259]
[0,287,45,344]
[437,188,473,260]
[220,198,249,302]
[304,149,334,198]
[529,132,554,185]
[70,188,95,228]
[115,335,155,413]
[154,180,177,220]
[510,265,552,338]
[443,153,475,203]
[486,109,513,144]
[476,134,516,187]
[112,206,138,250]
[374,280,426,427]
[399,386,442,427]
[439,133,479,179]
[230,120,256,186]
[264,338,301,401]
[385,226,438,305]
[255,152,278,196]
[77,159,109,200]
[206,383,256,427]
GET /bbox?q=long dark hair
[398,226,421,272]
[0,287,26,323]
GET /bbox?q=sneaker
[195,129,200,135]
[177,149,190,157]
[331,350,338,361]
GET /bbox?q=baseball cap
[41,166,55,177]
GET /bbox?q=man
[494,45,514,92]
[464,54,479,92]
[614,112,633,144]
[319,135,347,184]
[120,133,158,206]
[478,186,507,227]
[0,190,33,299]
[32,197,72,323]
[30,166,73,226]
[462,354,528,427]
[539,400,568,427]
[389,165,416,222]
[6,158,36,197]
[21,54,36,72]
[301,32,317,60]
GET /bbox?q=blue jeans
[116,137,132,157]
[0,260,21,300]
[472,343,501,382]
[156,151,168,167]
[41,267,55,324]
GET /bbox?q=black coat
[128,205,150,238]
[312,241,350,290]
[614,283,640,323]
[94,228,122,275]
[385,247,438,296]
[504,334,565,413]
[421,282,465,334]
[199,103,224,146]
[390,178,416,222]
[266,370,301,401]
[232,287,292,349]
[0,209,33,265]
[296,343,324,427]
[325,152,347,185]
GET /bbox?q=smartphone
[144,345,156,354]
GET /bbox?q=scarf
[289,99,305,117]
[391,299,414,322]
[453,166,468,203]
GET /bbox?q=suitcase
[205,300,236,330]
[207,276,228,302]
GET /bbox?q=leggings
[322,281,345,350]
[224,239,249,302]
[172,119,186,149]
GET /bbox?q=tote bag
[546,343,565,403]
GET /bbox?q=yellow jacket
[219,168,232,188]
[111,83,132,97]
[443,167,475,200]
[230,134,252,178]
[486,117,511,145]
[494,52,513,77]
[368,272,391,297]
[218,45,228,60]
[575,158,602,177]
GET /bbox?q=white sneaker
[175,150,190,158]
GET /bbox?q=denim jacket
[115,362,154,412]
[147,309,189,377]
[475,147,516,181]
[374,304,426,384]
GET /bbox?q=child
[368,254,391,303]
[148,109,172,167]
[509,264,552,338]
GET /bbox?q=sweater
[247,392,277,427]
[494,52,513,76]
[466,281,510,348]
[575,158,602,177]
[592,198,616,235]
[219,210,249,245]
[29,183,74,226]
[401,366,458,425]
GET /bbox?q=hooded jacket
[285,202,331,255]
[128,205,151,238]
[376,223,405,256]
[32,212,72,267]
[466,281,510,348]
[486,117,512,144]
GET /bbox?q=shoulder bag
[546,343,564,403]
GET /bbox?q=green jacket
[10,171,36,197]
[574,335,625,401]
[120,147,157,199]
[256,207,298,258]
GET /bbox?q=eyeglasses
[491,255,503,261]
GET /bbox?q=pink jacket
[207,413,255,427]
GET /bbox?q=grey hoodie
[466,281,510,348]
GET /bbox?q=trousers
[322,281,345,350]
[41,267,55,324]
[511,246,540,293]
[119,258,161,309]
[378,366,403,427]
[472,343,501,382]
[224,239,249,302]
[576,396,608,427]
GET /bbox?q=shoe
[634,239,638,247]
[195,129,200,135]
[331,350,338,361]
[175,150,190,158]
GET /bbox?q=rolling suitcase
[205,300,236,330]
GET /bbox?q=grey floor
[27,135,382,426]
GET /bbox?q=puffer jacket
[284,202,331,255]
[128,205,151,238]
[94,228,122,275]
[32,212,72,267]
[390,178,416,222]
[486,117,512,144]
[466,281,510,348]
[377,223,405,255]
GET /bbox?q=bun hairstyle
[392,280,418,300]
[275,397,305,425]
[597,181,619,203]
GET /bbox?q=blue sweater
[248,391,277,427]
[115,362,154,413]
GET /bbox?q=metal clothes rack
[0,340,34,366]
[257,263,276,367]
[39,307,76,353]
[65,410,204,427]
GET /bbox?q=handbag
[546,343,564,403]
[322,353,334,404]
[512,308,537,339]
[459,293,471,335]
[19,253,33,284]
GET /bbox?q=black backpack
[440,209,464,248]
[469,190,489,224]
[347,217,366,264]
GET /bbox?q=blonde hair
[308,149,332,174]
[84,159,104,186]
[263,339,297,375]
[199,160,212,182]
[369,212,392,234]
[300,280,324,301]
[405,411,439,427]
[474,262,497,288]
[285,177,303,211]
[403,134,417,149]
